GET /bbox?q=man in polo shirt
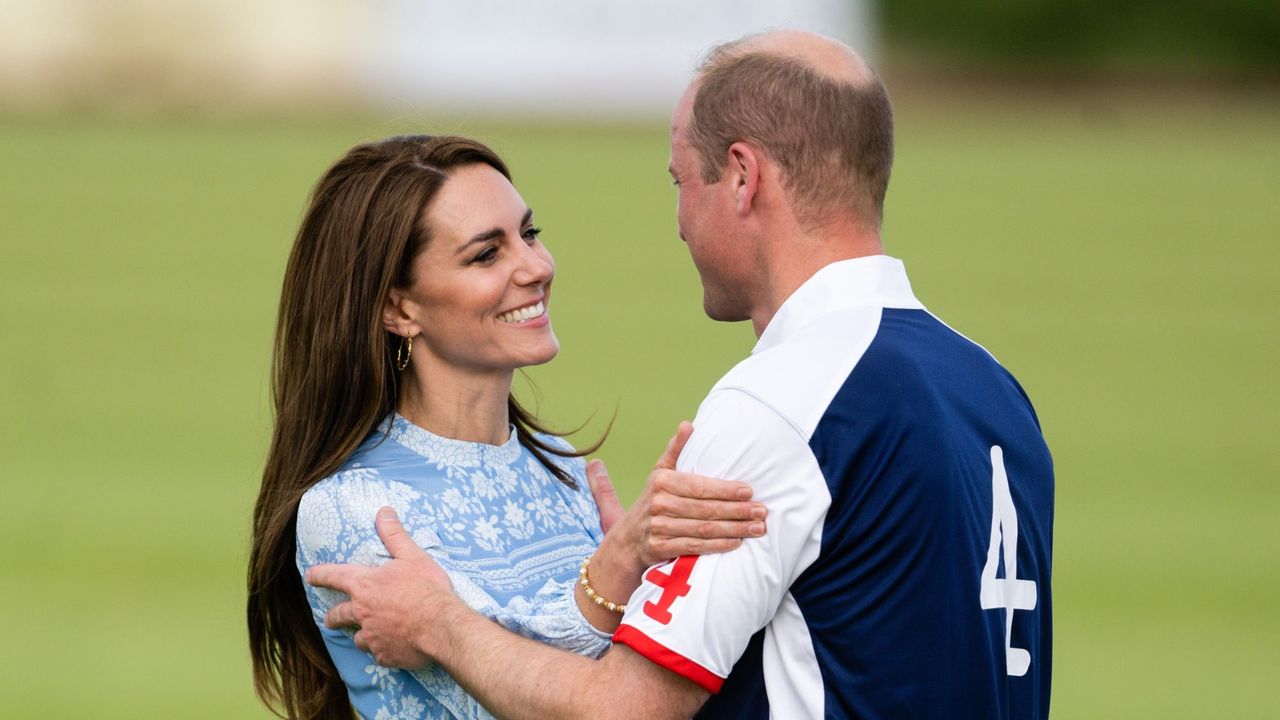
[310,29,1054,719]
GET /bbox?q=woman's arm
[574,422,767,632]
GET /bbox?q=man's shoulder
[702,305,886,440]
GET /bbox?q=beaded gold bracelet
[578,556,627,613]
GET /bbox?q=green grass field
[2,90,1277,717]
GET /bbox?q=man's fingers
[587,458,624,534]
[325,601,359,630]
[306,563,357,593]
[375,506,420,559]
[654,421,694,470]
[659,469,753,501]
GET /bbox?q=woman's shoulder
[296,467,434,563]
[529,430,577,456]
[525,432,590,477]
[299,466,405,524]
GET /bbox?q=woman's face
[393,163,558,377]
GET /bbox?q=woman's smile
[390,163,561,375]
[497,299,548,325]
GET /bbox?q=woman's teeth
[498,301,545,324]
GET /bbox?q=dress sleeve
[479,574,612,657]
[612,388,831,693]
[439,445,611,659]
[295,470,496,720]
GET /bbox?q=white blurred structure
[0,0,874,117]
[364,0,874,119]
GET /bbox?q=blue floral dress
[296,414,611,719]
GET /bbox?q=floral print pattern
[296,415,610,719]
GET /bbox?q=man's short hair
[688,43,894,228]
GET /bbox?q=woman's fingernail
[749,522,764,535]
[737,487,752,500]
[751,505,766,520]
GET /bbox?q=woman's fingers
[650,516,766,541]
[652,493,767,522]
[654,421,694,470]
[654,469,753,501]
[587,459,624,534]
[652,536,745,558]
[636,444,768,563]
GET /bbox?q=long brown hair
[247,135,600,719]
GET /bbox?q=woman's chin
[515,337,560,368]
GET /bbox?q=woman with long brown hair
[247,135,765,719]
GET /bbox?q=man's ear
[383,289,418,337]
[727,142,760,216]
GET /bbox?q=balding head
[685,30,893,229]
[717,30,875,85]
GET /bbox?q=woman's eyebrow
[457,228,503,254]
[456,209,535,255]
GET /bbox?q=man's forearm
[431,600,708,720]
[309,507,711,717]
[434,604,596,719]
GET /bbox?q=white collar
[753,255,923,355]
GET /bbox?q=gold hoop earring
[396,335,413,371]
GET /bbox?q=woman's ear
[383,289,417,336]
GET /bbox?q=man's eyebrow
[455,208,534,255]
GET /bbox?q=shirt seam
[706,385,811,444]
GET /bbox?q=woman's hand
[576,422,766,631]
[588,422,766,575]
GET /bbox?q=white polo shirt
[614,256,1054,720]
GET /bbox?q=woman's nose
[514,245,554,286]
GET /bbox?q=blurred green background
[3,3,1280,719]
[883,0,1280,74]
[4,89,1277,719]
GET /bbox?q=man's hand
[591,422,766,576]
[306,506,461,669]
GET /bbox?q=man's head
[688,30,894,229]
[669,30,894,327]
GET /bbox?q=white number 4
[979,445,1037,677]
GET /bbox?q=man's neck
[749,223,884,337]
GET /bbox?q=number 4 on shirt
[980,445,1037,677]
[643,555,698,624]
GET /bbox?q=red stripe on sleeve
[613,624,725,694]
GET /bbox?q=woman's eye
[472,246,498,264]
[522,226,542,244]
